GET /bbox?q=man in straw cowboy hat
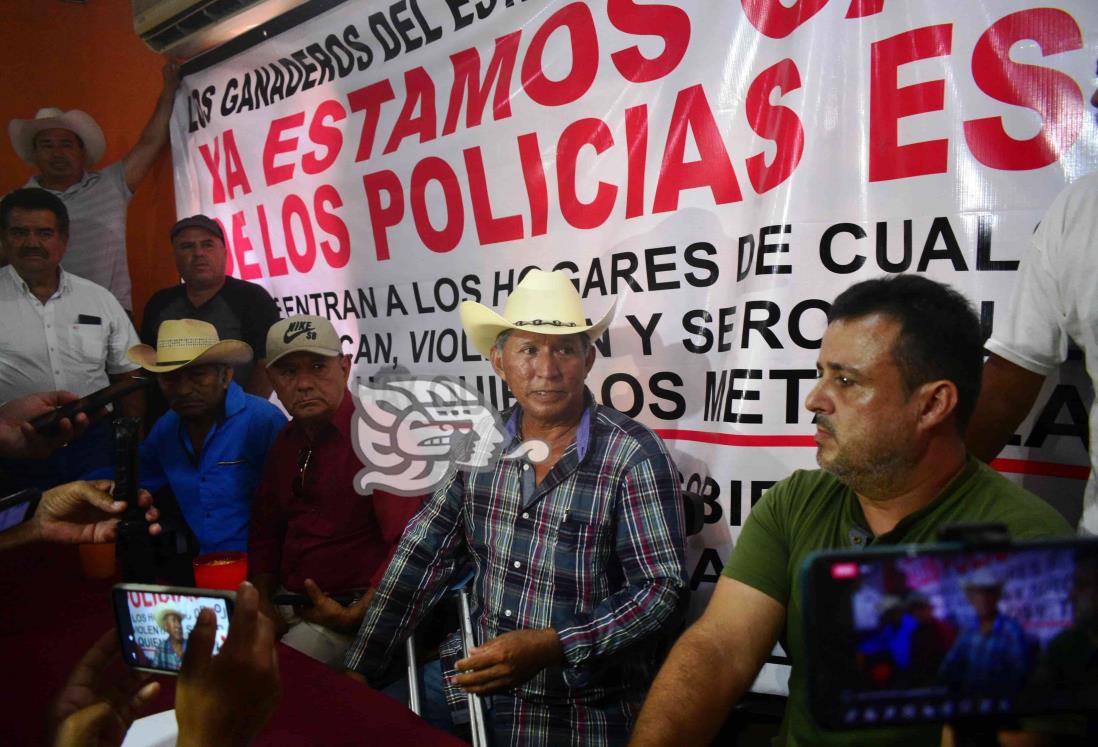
[939,568,1029,696]
[346,270,687,745]
[93,319,285,559]
[249,315,425,667]
[7,62,180,311]
[152,605,188,671]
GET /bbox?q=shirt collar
[28,171,95,196]
[3,264,67,299]
[846,455,980,544]
[224,380,246,418]
[504,388,596,462]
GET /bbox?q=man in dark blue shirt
[92,319,285,553]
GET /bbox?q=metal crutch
[405,572,490,746]
[405,635,422,715]
[458,585,491,747]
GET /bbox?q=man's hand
[36,480,160,545]
[162,61,182,95]
[48,630,161,747]
[452,628,563,695]
[175,582,280,747]
[0,390,95,459]
[297,579,374,635]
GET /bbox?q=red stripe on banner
[656,430,1090,481]
[654,429,816,447]
[989,458,1090,480]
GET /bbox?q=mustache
[17,247,47,258]
[816,416,835,435]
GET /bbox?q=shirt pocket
[71,323,107,362]
[553,514,609,602]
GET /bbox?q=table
[0,541,465,746]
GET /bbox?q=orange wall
[1,0,179,321]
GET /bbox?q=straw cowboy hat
[459,269,617,358]
[962,568,1004,590]
[128,319,252,374]
[8,108,106,167]
[154,606,184,631]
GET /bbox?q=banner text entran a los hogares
[186,1,1088,280]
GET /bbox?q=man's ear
[221,365,234,387]
[490,346,506,382]
[339,354,352,381]
[915,380,958,432]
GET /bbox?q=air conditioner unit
[133,0,309,58]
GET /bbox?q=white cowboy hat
[459,269,617,358]
[127,319,253,374]
[154,606,184,631]
[8,108,106,167]
[962,568,1004,590]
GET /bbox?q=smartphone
[29,376,152,436]
[802,537,1098,729]
[0,489,40,533]
[113,583,234,675]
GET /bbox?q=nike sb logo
[283,321,318,344]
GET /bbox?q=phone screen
[803,539,1098,729]
[113,584,233,675]
[0,490,39,533]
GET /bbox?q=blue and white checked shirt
[346,393,686,744]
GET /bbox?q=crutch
[458,584,491,747]
[404,573,491,746]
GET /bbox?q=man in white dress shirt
[0,188,143,490]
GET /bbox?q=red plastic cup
[78,543,116,579]
[193,551,248,590]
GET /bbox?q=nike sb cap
[265,315,343,367]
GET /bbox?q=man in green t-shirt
[630,275,1072,747]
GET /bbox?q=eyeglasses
[292,447,313,499]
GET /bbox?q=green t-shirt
[722,457,1073,747]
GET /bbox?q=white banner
[171,0,1098,689]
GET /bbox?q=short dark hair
[0,188,70,236]
[828,274,982,430]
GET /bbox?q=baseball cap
[266,315,343,367]
[170,215,225,242]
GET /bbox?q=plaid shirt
[938,614,1030,695]
[346,394,686,745]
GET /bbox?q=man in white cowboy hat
[152,605,187,670]
[7,62,180,311]
[97,319,286,557]
[249,314,425,667]
[0,187,144,490]
[140,214,280,406]
[346,270,687,745]
[939,568,1029,696]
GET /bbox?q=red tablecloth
[0,542,464,746]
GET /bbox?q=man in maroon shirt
[248,314,424,666]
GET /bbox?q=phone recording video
[113,583,234,675]
[803,538,1098,729]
